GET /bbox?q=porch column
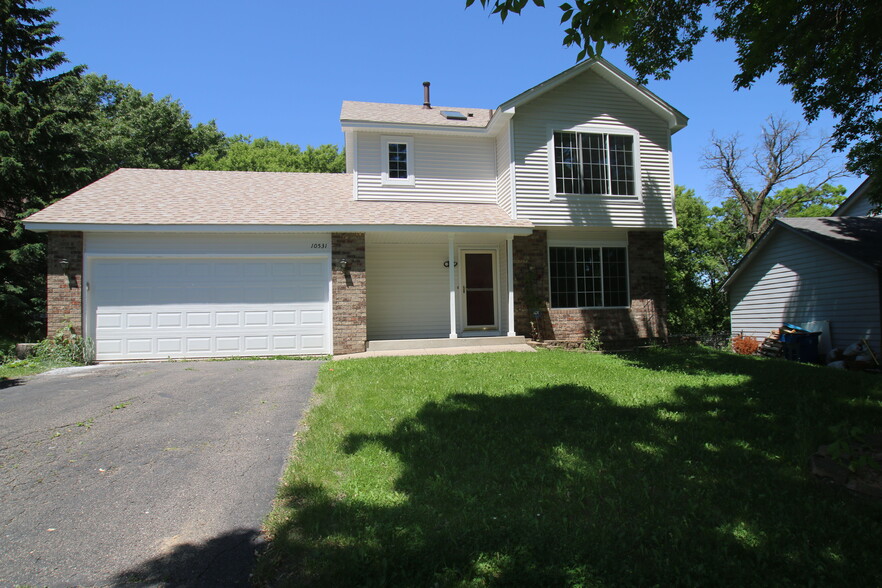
[448,233,457,338]
[506,235,516,336]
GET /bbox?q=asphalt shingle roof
[24,168,532,230]
[780,216,882,269]
[340,101,493,128]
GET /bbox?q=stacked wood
[759,329,784,358]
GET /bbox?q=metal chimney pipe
[423,81,431,109]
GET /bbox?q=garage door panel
[272,311,296,326]
[186,312,211,327]
[244,311,268,326]
[157,338,183,353]
[126,339,152,354]
[157,313,183,328]
[91,257,330,360]
[187,338,211,353]
[126,314,153,328]
[301,334,327,352]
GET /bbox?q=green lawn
[258,347,882,586]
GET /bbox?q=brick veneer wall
[331,232,367,355]
[46,231,84,337]
[512,230,668,344]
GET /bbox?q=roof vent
[423,81,431,109]
[441,110,468,121]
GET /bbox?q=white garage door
[89,257,330,360]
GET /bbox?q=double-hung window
[552,129,637,197]
[381,136,414,185]
[549,246,629,308]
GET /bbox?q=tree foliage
[665,183,845,335]
[703,116,847,248]
[664,187,730,334]
[468,0,882,201]
[0,2,226,340]
[0,0,84,340]
[186,136,345,173]
[63,74,224,177]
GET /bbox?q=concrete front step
[367,335,527,352]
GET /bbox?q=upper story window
[551,128,638,197]
[381,136,414,186]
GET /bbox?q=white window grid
[553,131,635,197]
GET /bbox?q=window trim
[546,124,641,200]
[546,241,630,309]
[381,135,415,186]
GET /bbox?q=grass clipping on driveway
[258,348,882,586]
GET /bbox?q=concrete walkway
[334,343,536,360]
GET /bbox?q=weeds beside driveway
[259,347,882,586]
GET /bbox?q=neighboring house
[723,178,882,353]
[834,177,878,217]
[24,57,687,361]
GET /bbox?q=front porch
[364,231,518,343]
[335,335,535,359]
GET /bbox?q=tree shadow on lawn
[266,356,882,586]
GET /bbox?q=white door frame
[458,247,500,334]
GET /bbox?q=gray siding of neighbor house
[836,189,878,217]
[729,228,880,351]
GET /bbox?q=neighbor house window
[381,136,414,185]
[552,130,636,196]
[549,246,629,308]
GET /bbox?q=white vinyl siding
[729,229,880,350]
[496,121,513,214]
[512,69,675,228]
[367,243,451,339]
[355,133,497,202]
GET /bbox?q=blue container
[780,328,821,363]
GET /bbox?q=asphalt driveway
[0,359,321,586]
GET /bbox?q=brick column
[331,233,367,355]
[626,230,668,340]
[512,230,553,340]
[46,231,84,337]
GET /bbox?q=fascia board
[25,222,534,236]
[340,121,494,137]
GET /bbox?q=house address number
[311,243,328,249]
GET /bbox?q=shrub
[34,324,95,365]
[731,334,759,355]
[583,329,604,352]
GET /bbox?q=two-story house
[24,57,687,361]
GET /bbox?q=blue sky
[50,0,863,202]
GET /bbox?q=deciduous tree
[187,136,345,173]
[467,0,882,203]
[703,116,847,249]
[664,187,730,334]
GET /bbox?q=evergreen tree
[0,0,84,340]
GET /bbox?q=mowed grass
[258,347,882,586]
